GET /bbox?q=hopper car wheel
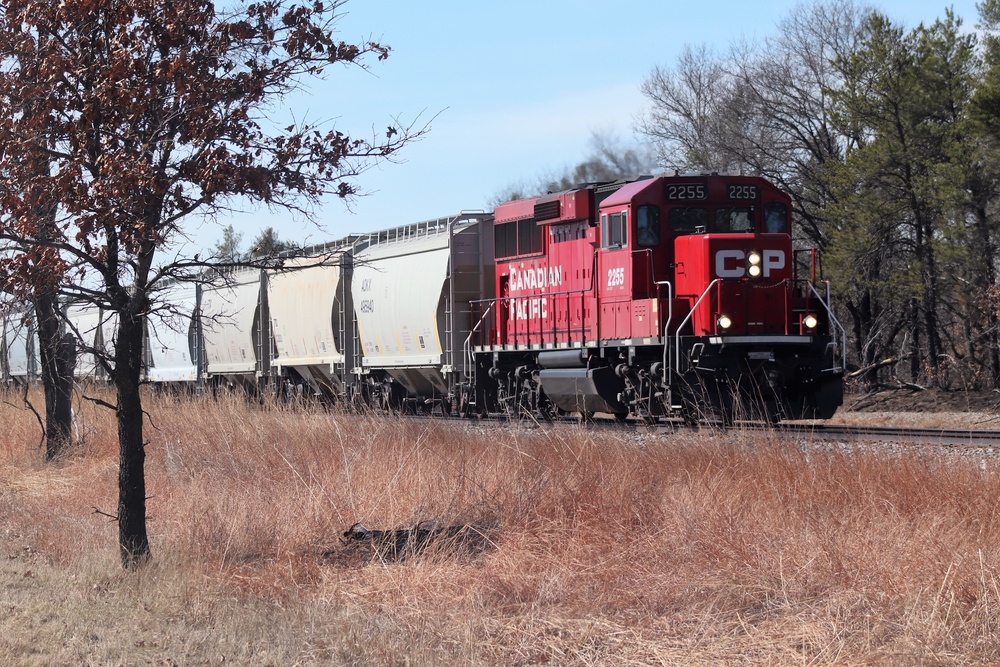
[441,398,453,418]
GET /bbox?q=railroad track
[566,415,1000,448]
[777,422,1000,448]
[428,410,1000,448]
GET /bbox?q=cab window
[602,211,628,248]
[764,203,788,234]
[636,204,660,247]
[669,207,708,234]
[714,207,754,233]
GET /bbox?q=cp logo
[715,249,786,278]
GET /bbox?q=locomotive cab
[585,173,843,421]
[650,175,842,421]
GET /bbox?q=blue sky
[194,0,982,253]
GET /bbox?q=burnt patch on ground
[323,521,497,566]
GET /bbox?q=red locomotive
[466,173,844,422]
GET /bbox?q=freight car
[348,214,492,413]
[0,173,844,423]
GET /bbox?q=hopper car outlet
[1,173,845,423]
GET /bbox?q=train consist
[0,173,846,422]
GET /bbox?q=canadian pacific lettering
[506,264,562,321]
[510,297,547,321]
[508,264,563,293]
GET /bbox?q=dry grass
[2,387,1000,665]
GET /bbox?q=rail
[358,213,489,249]
[469,286,594,349]
[657,280,673,383]
[664,277,846,381]
[472,252,601,350]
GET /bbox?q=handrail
[657,281,673,383]
[470,284,594,348]
[807,280,847,373]
[462,301,494,383]
[670,279,721,379]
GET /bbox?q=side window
[636,204,660,247]
[494,222,516,259]
[602,211,628,248]
[714,208,754,233]
[764,203,788,234]
[669,207,708,234]
[495,219,543,259]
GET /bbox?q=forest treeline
[637,0,1000,390]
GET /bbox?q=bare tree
[490,130,656,205]
[0,0,425,567]
[638,44,736,173]
[638,1,871,246]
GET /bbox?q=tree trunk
[973,204,1000,387]
[115,306,150,568]
[35,287,75,460]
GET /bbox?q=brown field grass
[2,389,1000,665]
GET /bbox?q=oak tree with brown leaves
[0,0,422,568]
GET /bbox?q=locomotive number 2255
[727,184,759,200]
[666,184,706,200]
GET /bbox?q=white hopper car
[1,211,495,416]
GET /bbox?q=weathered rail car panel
[201,270,265,380]
[146,282,199,383]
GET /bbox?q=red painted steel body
[488,173,803,347]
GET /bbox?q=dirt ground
[844,386,1000,413]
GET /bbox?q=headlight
[717,314,733,330]
[747,251,762,278]
[803,314,818,330]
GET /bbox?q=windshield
[713,207,754,233]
